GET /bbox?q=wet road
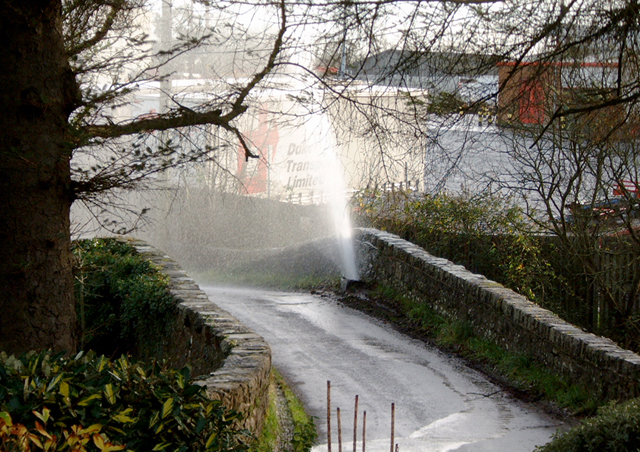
[200,285,566,452]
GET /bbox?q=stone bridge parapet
[123,238,271,437]
[358,228,640,401]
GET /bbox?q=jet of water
[306,109,360,281]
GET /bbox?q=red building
[497,60,621,130]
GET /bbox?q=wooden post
[327,381,332,452]
[337,408,343,452]
[362,411,366,452]
[390,403,395,452]
[353,395,358,452]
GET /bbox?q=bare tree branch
[68,0,124,56]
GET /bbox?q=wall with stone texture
[124,238,271,437]
[357,228,640,402]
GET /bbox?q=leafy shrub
[536,398,640,451]
[0,411,124,452]
[291,419,317,452]
[355,189,565,306]
[73,238,178,357]
[0,350,251,452]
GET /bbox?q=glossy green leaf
[35,420,52,439]
[148,411,160,428]
[60,381,70,399]
[97,356,108,373]
[187,383,205,398]
[153,421,165,434]
[161,398,173,419]
[205,431,218,449]
[46,373,63,392]
[32,407,51,423]
[0,411,13,426]
[195,416,207,434]
[84,424,103,434]
[28,433,43,449]
[104,384,116,405]
[107,426,126,436]
[112,408,135,424]
[78,393,102,406]
[135,366,146,379]
[42,361,52,378]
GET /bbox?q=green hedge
[73,238,178,357]
[355,188,640,351]
[0,350,251,452]
[537,398,640,451]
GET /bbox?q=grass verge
[349,284,600,417]
[275,369,318,452]
[252,368,318,452]
[251,373,281,452]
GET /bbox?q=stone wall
[357,228,640,402]
[125,238,271,436]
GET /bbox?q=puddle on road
[262,293,316,306]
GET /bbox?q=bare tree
[0,0,288,353]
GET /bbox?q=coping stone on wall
[356,228,640,401]
[122,238,271,437]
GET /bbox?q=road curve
[199,285,567,452]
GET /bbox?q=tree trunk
[0,0,80,353]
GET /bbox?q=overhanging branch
[83,108,232,139]
[79,0,288,161]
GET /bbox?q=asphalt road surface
[200,285,567,452]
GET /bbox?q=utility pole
[158,0,173,248]
[159,0,173,113]
[340,5,348,79]
[340,27,347,79]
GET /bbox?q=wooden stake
[362,411,366,452]
[337,408,343,452]
[353,395,358,452]
[327,381,332,452]
[390,403,395,452]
